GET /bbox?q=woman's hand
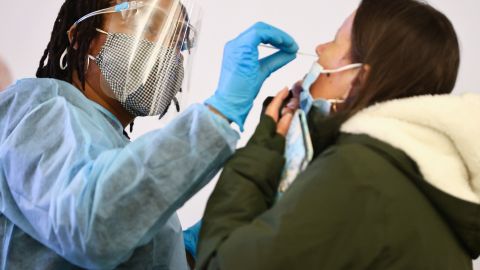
[265,87,299,136]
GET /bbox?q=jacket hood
[340,93,480,258]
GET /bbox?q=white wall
[1,0,478,268]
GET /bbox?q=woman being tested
[0,0,299,269]
[198,0,480,269]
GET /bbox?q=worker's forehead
[109,1,188,27]
[138,0,188,22]
[141,0,184,12]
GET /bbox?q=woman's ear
[344,64,370,100]
[351,64,370,90]
[358,64,370,87]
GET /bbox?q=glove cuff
[205,95,252,132]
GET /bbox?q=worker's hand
[205,22,298,131]
[265,87,298,136]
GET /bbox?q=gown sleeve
[0,89,239,269]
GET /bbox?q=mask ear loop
[85,55,96,73]
[84,28,107,73]
[324,63,363,77]
[327,99,345,113]
[323,63,363,74]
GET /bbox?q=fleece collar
[341,93,480,204]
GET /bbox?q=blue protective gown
[0,78,239,269]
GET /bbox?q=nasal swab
[259,44,317,58]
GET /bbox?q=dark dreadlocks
[36,0,112,89]
[34,0,140,134]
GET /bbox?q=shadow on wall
[0,56,13,91]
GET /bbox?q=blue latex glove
[183,221,202,259]
[205,22,299,131]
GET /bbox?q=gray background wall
[1,0,478,267]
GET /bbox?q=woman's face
[309,12,360,100]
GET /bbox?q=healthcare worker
[0,0,298,269]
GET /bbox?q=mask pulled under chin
[300,61,362,115]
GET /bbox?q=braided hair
[36,0,112,89]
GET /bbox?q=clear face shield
[73,0,202,118]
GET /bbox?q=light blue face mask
[300,61,363,115]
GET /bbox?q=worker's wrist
[206,104,232,124]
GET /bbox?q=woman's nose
[315,43,328,56]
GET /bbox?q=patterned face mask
[90,30,185,117]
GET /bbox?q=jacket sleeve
[1,101,239,269]
[197,116,386,270]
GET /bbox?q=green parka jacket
[197,93,480,270]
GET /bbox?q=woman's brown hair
[344,0,460,115]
